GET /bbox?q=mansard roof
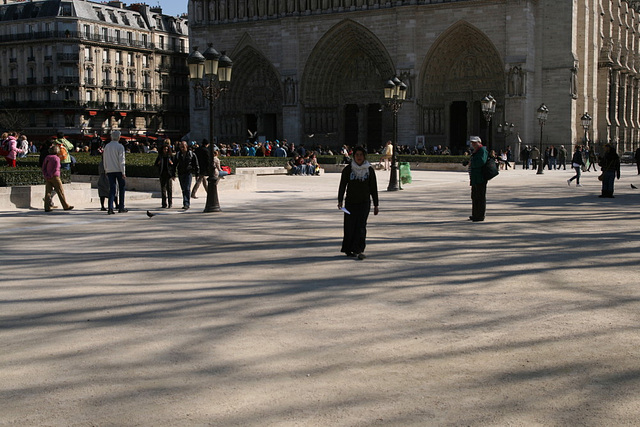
[0,0,188,36]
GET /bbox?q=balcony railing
[57,53,80,61]
[58,76,80,85]
[85,78,96,85]
[43,76,54,84]
[26,77,37,85]
[103,79,113,87]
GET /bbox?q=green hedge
[0,167,70,187]
[9,153,468,182]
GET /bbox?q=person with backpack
[54,131,74,171]
[2,132,23,167]
[468,136,488,222]
[42,145,73,212]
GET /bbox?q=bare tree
[0,109,28,132]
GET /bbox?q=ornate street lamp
[536,103,549,175]
[581,112,592,145]
[188,44,233,213]
[481,94,496,147]
[383,76,407,191]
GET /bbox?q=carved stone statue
[508,65,524,97]
[570,62,578,99]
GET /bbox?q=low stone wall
[0,183,92,210]
[322,162,467,173]
[73,173,258,193]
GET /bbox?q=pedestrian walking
[191,139,210,199]
[567,145,584,187]
[558,145,567,170]
[337,146,379,260]
[155,143,175,208]
[42,145,73,212]
[175,141,199,210]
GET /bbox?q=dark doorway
[450,101,468,154]
[344,104,359,146]
[366,104,382,151]
[263,113,277,141]
[246,114,257,141]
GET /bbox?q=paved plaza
[2,165,640,426]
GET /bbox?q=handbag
[598,173,603,181]
[482,157,499,181]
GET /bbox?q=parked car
[621,151,636,164]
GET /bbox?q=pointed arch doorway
[420,21,504,154]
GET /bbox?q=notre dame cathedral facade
[188,0,640,156]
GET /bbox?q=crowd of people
[518,144,602,172]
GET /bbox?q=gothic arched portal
[219,44,283,143]
[301,19,395,148]
[420,21,504,154]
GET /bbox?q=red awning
[88,110,98,116]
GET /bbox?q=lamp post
[581,112,592,145]
[481,94,496,148]
[536,103,549,175]
[187,44,233,213]
[383,76,407,192]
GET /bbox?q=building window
[115,30,121,43]
[61,4,72,17]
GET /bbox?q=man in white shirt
[103,130,127,214]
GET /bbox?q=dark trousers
[601,170,616,196]
[341,202,370,254]
[471,182,487,220]
[107,172,126,212]
[178,173,192,208]
[160,175,172,207]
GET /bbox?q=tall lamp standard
[581,112,592,145]
[187,44,233,213]
[481,94,496,148]
[536,103,549,175]
[384,76,407,192]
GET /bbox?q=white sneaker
[567,179,571,186]
[576,184,582,187]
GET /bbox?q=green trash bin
[399,162,412,184]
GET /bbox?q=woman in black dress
[337,146,379,260]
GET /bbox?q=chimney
[107,1,125,8]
